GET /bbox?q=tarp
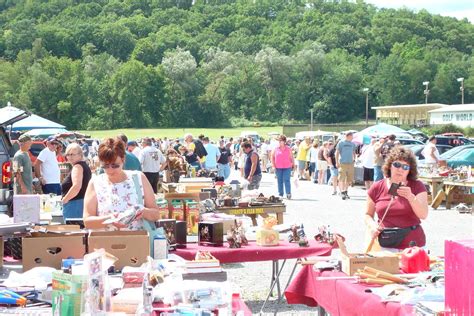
[353,123,412,144]
[0,105,65,130]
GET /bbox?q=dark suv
[0,111,30,213]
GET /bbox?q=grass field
[79,126,283,140]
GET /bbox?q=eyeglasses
[392,161,410,171]
[66,153,79,157]
[101,163,121,169]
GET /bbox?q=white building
[429,104,474,128]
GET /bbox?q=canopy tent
[295,130,335,139]
[0,105,65,131]
[24,128,69,139]
[353,123,412,144]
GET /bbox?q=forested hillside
[0,0,473,129]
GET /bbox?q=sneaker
[286,194,292,200]
[345,192,350,199]
[341,194,347,200]
[332,191,337,195]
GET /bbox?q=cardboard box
[87,231,149,270]
[170,200,184,221]
[337,238,399,276]
[13,194,40,223]
[156,199,169,219]
[22,227,86,271]
[445,239,474,316]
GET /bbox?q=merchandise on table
[336,237,400,275]
[170,199,185,221]
[256,216,279,246]
[156,198,170,219]
[156,219,177,250]
[185,199,200,235]
[198,222,224,247]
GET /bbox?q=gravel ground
[224,170,474,315]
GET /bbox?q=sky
[364,0,474,22]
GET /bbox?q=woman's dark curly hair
[383,146,418,180]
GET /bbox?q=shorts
[338,163,354,183]
[330,166,339,177]
[317,160,328,170]
[363,167,374,181]
[297,160,306,170]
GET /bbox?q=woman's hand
[397,186,415,202]
[110,213,128,229]
[368,222,382,239]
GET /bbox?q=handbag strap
[377,196,394,229]
[132,172,144,205]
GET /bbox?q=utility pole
[363,88,369,128]
[457,78,464,104]
[423,81,430,104]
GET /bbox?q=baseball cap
[45,136,58,143]
[18,134,31,143]
[127,141,138,146]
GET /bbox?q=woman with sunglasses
[61,143,92,219]
[365,147,428,250]
[83,138,160,229]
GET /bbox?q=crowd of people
[11,130,432,249]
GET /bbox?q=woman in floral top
[83,138,160,230]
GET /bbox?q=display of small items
[288,224,309,247]
[314,225,336,246]
[226,219,248,248]
[198,222,224,247]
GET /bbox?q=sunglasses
[392,161,410,171]
[101,163,121,169]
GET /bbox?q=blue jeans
[218,163,231,179]
[374,166,383,182]
[63,198,84,220]
[275,168,292,196]
[42,183,61,195]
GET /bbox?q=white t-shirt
[37,148,60,184]
[423,143,440,163]
[309,147,319,163]
[361,144,375,169]
[139,146,165,173]
[132,147,141,158]
[260,143,268,156]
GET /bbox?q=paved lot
[225,171,474,315]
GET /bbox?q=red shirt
[368,179,427,249]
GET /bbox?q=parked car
[447,150,474,168]
[397,139,424,145]
[435,135,472,147]
[0,111,31,213]
[418,145,474,166]
[405,144,453,160]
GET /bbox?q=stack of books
[184,260,222,274]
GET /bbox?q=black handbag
[378,225,419,248]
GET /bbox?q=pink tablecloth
[285,265,414,316]
[173,240,333,263]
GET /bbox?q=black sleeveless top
[61,161,92,200]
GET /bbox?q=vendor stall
[285,266,414,315]
[443,180,474,210]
